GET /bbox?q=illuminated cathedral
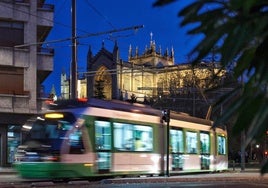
[61,35,228,117]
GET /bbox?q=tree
[94,80,106,99]
[153,0,268,173]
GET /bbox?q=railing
[38,3,54,12]
[0,93,49,114]
[14,0,54,12]
[37,47,54,55]
[0,90,29,96]
[0,93,29,113]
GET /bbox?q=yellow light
[84,163,93,167]
[45,113,64,119]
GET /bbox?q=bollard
[233,160,235,171]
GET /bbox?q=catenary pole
[71,0,77,99]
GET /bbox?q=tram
[14,98,228,179]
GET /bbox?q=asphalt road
[0,170,268,187]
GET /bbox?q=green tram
[14,98,228,179]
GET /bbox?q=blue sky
[44,0,199,96]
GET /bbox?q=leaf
[154,0,268,174]
[153,0,177,7]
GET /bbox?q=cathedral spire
[128,44,132,59]
[171,46,175,62]
[150,32,153,46]
[135,46,139,57]
[149,32,156,52]
[164,48,169,57]
[87,45,92,70]
[113,40,119,62]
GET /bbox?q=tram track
[1,171,268,188]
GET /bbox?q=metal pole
[71,0,77,99]
[163,109,170,177]
[241,130,246,171]
[166,119,170,177]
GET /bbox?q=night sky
[44,0,199,96]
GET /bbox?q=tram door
[95,120,112,173]
[170,129,184,170]
[200,132,210,170]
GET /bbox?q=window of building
[8,125,21,163]
[218,135,226,155]
[186,131,197,154]
[114,122,153,151]
[0,66,24,95]
[0,20,24,47]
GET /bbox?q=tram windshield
[31,120,72,139]
[15,112,83,162]
[27,119,73,148]
[24,112,76,149]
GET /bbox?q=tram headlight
[45,113,64,119]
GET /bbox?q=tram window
[30,121,46,139]
[95,121,111,150]
[200,132,210,154]
[186,131,197,154]
[68,128,84,154]
[45,121,72,139]
[170,129,184,153]
[114,123,153,151]
[46,124,58,138]
[218,136,226,155]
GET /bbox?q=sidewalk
[0,167,16,175]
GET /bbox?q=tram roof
[170,112,212,126]
[47,98,212,126]
[48,98,161,116]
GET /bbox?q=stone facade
[0,1,54,166]
[61,37,228,118]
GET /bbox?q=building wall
[0,1,54,167]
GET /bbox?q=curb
[0,168,17,175]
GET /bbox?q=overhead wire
[0,1,71,32]
[0,1,113,46]
[14,25,144,48]
[83,0,142,43]
[84,0,116,30]
[3,0,143,48]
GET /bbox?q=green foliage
[94,80,106,99]
[154,0,268,173]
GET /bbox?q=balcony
[37,47,54,72]
[0,47,53,72]
[0,93,30,114]
[37,47,54,82]
[0,93,48,114]
[0,1,54,28]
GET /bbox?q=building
[61,35,229,118]
[0,0,54,167]
[88,39,227,116]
